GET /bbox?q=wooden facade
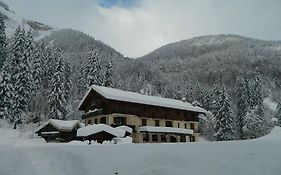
[80,90,199,122]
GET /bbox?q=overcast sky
[4,0,281,58]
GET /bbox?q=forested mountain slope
[128,35,281,98]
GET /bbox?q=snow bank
[1,125,281,175]
[114,136,133,144]
[258,126,281,141]
[77,124,125,138]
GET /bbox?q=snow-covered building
[79,85,206,143]
[35,119,82,142]
[77,124,126,143]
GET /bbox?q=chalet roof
[138,126,194,135]
[35,119,82,133]
[77,124,125,138]
[79,85,206,114]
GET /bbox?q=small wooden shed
[35,119,82,142]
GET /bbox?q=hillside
[43,29,126,66]
[117,35,281,99]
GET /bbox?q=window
[190,123,195,130]
[190,136,196,142]
[152,134,158,142]
[166,121,173,127]
[142,119,147,126]
[185,123,187,129]
[180,135,186,142]
[114,117,127,125]
[94,118,98,124]
[178,122,180,128]
[161,135,166,142]
[100,117,106,124]
[87,120,91,125]
[143,133,147,142]
[155,120,160,126]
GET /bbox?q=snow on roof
[79,85,206,114]
[138,126,194,135]
[115,125,133,134]
[35,119,81,133]
[77,124,125,138]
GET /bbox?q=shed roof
[35,119,82,133]
[77,124,125,138]
[79,85,206,114]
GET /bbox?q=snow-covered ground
[0,124,281,175]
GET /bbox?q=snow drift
[0,126,280,175]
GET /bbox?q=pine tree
[25,29,34,64]
[0,14,6,69]
[214,87,235,141]
[235,76,251,139]
[64,60,72,119]
[210,83,222,117]
[8,27,32,123]
[85,49,102,87]
[276,100,281,126]
[28,42,46,123]
[104,60,113,87]
[199,111,215,141]
[0,14,8,119]
[0,64,13,120]
[41,44,55,93]
[64,60,71,103]
[31,42,44,91]
[243,105,266,139]
[47,49,67,120]
[252,76,263,107]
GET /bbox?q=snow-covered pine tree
[31,42,44,91]
[25,29,34,64]
[210,83,222,117]
[245,77,254,108]
[104,60,113,87]
[185,85,194,103]
[214,86,235,141]
[0,64,13,120]
[41,44,55,93]
[0,14,8,120]
[235,76,251,139]
[243,105,266,139]
[63,60,72,119]
[252,76,263,107]
[275,100,281,126]
[47,48,67,120]
[8,27,32,124]
[199,111,215,141]
[85,49,102,87]
[28,42,46,123]
[64,60,71,102]
[0,14,6,69]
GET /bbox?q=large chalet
[79,85,206,143]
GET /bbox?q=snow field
[0,127,281,175]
